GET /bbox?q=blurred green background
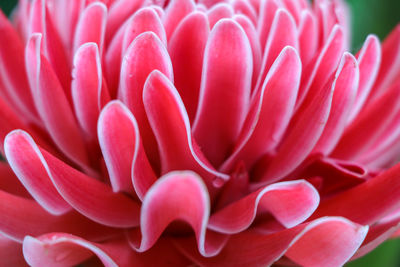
[1,0,400,266]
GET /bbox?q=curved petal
[312,162,400,225]
[73,2,107,54]
[298,10,318,66]
[163,0,195,39]
[206,3,234,29]
[118,31,173,168]
[177,217,367,267]
[128,171,219,257]
[71,43,104,142]
[0,162,30,198]
[25,33,89,169]
[0,235,27,266]
[0,189,117,243]
[257,0,281,51]
[143,70,228,192]
[168,11,210,122]
[347,35,381,123]
[312,52,359,155]
[257,64,335,185]
[5,130,140,228]
[209,180,319,234]
[232,0,257,25]
[221,46,301,172]
[4,131,72,215]
[255,8,298,94]
[192,18,252,167]
[98,100,156,197]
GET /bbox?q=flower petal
[5,130,140,228]
[209,180,319,234]
[168,11,210,122]
[71,43,104,142]
[143,70,228,192]
[221,46,301,172]
[98,100,156,197]
[193,18,252,167]
[163,0,195,39]
[25,33,89,169]
[178,217,367,267]
[0,189,117,243]
[73,2,107,54]
[257,0,281,51]
[312,52,359,155]
[298,10,318,66]
[119,31,173,168]
[206,3,234,29]
[0,235,27,266]
[255,8,298,93]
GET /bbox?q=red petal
[178,217,367,267]
[163,0,195,39]
[297,25,344,108]
[0,12,38,123]
[206,3,233,29]
[143,70,228,192]
[71,43,103,142]
[118,31,173,168]
[221,46,301,172]
[257,63,335,185]
[298,10,318,66]
[105,0,145,44]
[255,8,298,93]
[0,235,27,266]
[168,11,210,122]
[312,52,359,155]
[73,2,107,54]
[193,19,252,167]
[128,171,226,257]
[98,101,156,197]
[4,131,72,215]
[5,130,140,228]
[0,162,30,198]
[25,33,89,169]
[347,35,381,123]
[257,0,281,51]
[368,25,400,102]
[232,0,257,26]
[209,180,319,234]
[312,162,400,225]
[0,189,117,243]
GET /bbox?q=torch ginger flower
[0,0,400,266]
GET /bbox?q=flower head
[0,0,400,266]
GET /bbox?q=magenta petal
[297,25,345,108]
[119,31,173,167]
[221,46,301,172]
[143,70,228,192]
[257,0,281,51]
[71,43,103,142]
[209,180,319,234]
[0,235,27,266]
[312,162,400,225]
[23,234,136,267]
[256,8,298,92]
[312,52,359,155]
[232,0,257,25]
[5,130,140,228]
[105,0,145,44]
[122,7,167,53]
[178,217,367,267]
[347,35,382,123]
[168,11,210,122]
[257,64,335,185]
[368,25,400,102]
[193,19,252,167]
[98,100,156,197]
[25,33,89,169]
[0,189,117,243]
[73,2,107,54]
[206,3,234,29]
[163,0,195,39]
[298,10,318,66]
[0,12,38,124]
[128,171,219,257]
[0,162,30,198]
[4,131,72,215]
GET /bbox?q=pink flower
[0,0,400,266]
